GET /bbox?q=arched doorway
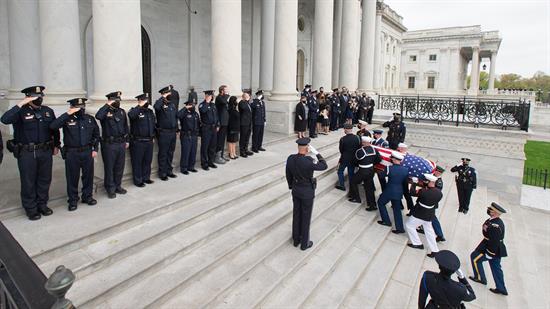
[141,26,151,95]
[296,50,305,91]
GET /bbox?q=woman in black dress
[227,96,240,159]
[294,96,308,138]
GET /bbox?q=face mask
[301,100,306,103]
[487,209,492,216]
[112,99,121,109]
[33,97,43,106]
[78,108,86,116]
[258,95,263,100]
[143,102,149,108]
[165,94,172,101]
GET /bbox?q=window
[427,76,436,89]
[409,55,417,62]
[386,43,390,53]
[408,76,416,89]
[429,54,437,61]
[298,17,305,32]
[393,46,396,55]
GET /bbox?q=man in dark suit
[336,124,361,191]
[376,151,408,233]
[339,88,349,128]
[215,85,230,164]
[329,88,340,131]
[169,84,180,109]
[239,90,253,157]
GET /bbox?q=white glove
[389,116,394,121]
[455,269,465,279]
[309,145,319,155]
[485,254,493,260]
[411,177,418,183]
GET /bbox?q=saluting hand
[92,151,98,158]
[68,107,81,115]
[18,96,38,107]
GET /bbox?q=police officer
[469,202,508,296]
[307,90,319,138]
[154,86,178,181]
[96,91,129,199]
[187,86,198,104]
[336,124,361,191]
[238,90,253,157]
[1,86,60,220]
[328,88,340,131]
[450,158,477,214]
[418,250,476,308]
[199,90,220,170]
[128,93,156,187]
[251,90,266,153]
[177,100,200,174]
[339,88,350,128]
[286,138,328,251]
[376,151,408,233]
[215,85,230,164]
[418,165,447,242]
[349,136,382,211]
[382,112,406,150]
[366,95,375,124]
[50,98,99,211]
[169,85,180,109]
[356,120,372,137]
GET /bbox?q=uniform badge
[139,113,145,118]
[68,120,76,126]
[45,112,50,117]
[24,115,34,120]
[107,112,113,117]
[187,115,192,118]
[163,105,168,109]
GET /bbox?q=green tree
[466,71,490,90]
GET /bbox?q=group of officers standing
[0,85,266,220]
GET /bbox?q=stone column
[338,0,360,90]
[211,0,241,94]
[331,0,343,88]
[7,0,42,99]
[358,0,377,92]
[312,0,334,89]
[488,51,497,93]
[91,0,142,102]
[259,0,275,94]
[373,12,382,91]
[468,47,480,95]
[39,0,85,104]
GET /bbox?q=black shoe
[406,212,412,217]
[458,208,463,213]
[348,198,361,204]
[161,176,169,181]
[377,220,391,227]
[436,236,446,242]
[209,163,217,168]
[115,187,127,194]
[407,243,424,250]
[28,213,41,221]
[136,183,146,188]
[68,205,78,211]
[489,288,508,296]
[144,179,154,184]
[365,206,378,211]
[246,151,254,156]
[38,207,53,216]
[259,147,266,151]
[335,185,346,191]
[189,169,198,173]
[300,241,313,251]
[253,150,259,153]
[82,198,97,206]
[417,227,425,234]
[293,240,300,247]
[202,166,210,171]
[463,209,469,214]
[108,192,116,199]
[168,173,177,178]
[240,153,248,158]
[427,253,436,258]
[468,276,487,285]
[181,171,189,175]
[392,229,405,234]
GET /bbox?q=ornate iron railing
[378,95,531,131]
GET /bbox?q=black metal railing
[378,95,531,131]
[523,168,549,189]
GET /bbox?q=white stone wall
[0,0,10,96]
[298,0,314,88]
[377,19,403,95]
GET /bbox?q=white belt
[418,202,435,209]
[359,164,373,169]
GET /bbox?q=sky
[385,0,550,78]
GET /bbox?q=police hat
[255,90,263,96]
[332,88,339,92]
[21,86,45,97]
[461,158,471,162]
[159,86,171,94]
[436,165,446,173]
[304,84,311,88]
[135,93,149,101]
[296,137,311,146]
[423,173,438,182]
[391,151,404,161]
[373,129,384,135]
[185,100,194,105]
[242,88,252,95]
[311,90,318,94]
[488,202,507,214]
[393,112,401,116]
[435,250,461,272]
[106,91,122,100]
[204,90,214,96]
[343,123,354,130]
[68,97,87,107]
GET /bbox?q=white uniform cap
[423,173,438,182]
[398,143,408,148]
[361,136,372,143]
[391,151,404,160]
[358,120,368,126]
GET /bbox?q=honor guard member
[286,137,328,250]
[199,90,220,170]
[154,86,178,180]
[469,202,508,296]
[329,88,340,131]
[349,136,382,210]
[50,98,99,211]
[419,250,476,308]
[1,86,60,220]
[371,129,389,190]
[450,158,477,214]
[128,93,156,187]
[356,120,372,137]
[418,165,447,242]
[238,90,253,157]
[251,90,266,152]
[214,85,230,164]
[376,151,408,233]
[177,100,200,174]
[382,112,406,150]
[336,124,361,191]
[307,90,319,138]
[96,91,129,199]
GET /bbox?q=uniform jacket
[238,99,253,126]
[198,100,220,127]
[251,98,266,126]
[1,104,60,147]
[50,112,100,151]
[307,97,319,118]
[339,94,349,113]
[170,89,180,110]
[371,137,389,148]
[329,95,340,114]
[475,217,507,258]
[411,187,443,221]
[381,164,409,200]
[153,98,178,130]
[215,94,230,126]
[418,271,476,309]
[450,164,477,189]
[338,133,361,165]
[382,120,406,144]
[128,105,156,139]
[177,107,200,136]
[286,153,328,199]
[355,145,382,168]
[95,104,129,140]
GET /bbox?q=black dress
[294,102,307,132]
[227,107,240,142]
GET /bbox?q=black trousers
[292,195,314,249]
[180,135,197,172]
[349,168,377,207]
[239,125,251,153]
[252,125,264,151]
[157,131,176,178]
[330,113,339,130]
[366,109,374,124]
[130,140,153,185]
[101,142,126,194]
[388,140,399,150]
[65,149,94,205]
[216,125,228,154]
[339,110,347,127]
[201,125,217,167]
[457,185,474,211]
[17,148,53,215]
[308,117,317,137]
[377,172,387,191]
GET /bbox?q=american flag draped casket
[371,145,436,178]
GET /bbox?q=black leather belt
[20,141,53,151]
[65,145,92,152]
[158,128,178,133]
[132,136,154,142]
[102,136,126,143]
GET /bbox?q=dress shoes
[300,241,313,251]
[334,185,346,191]
[489,288,508,296]
[240,153,248,158]
[82,198,97,206]
[252,150,259,153]
[377,220,392,227]
[462,209,469,214]
[38,207,53,216]
[135,183,146,188]
[161,176,169,181]
[144,179,154,184]
[68,205,78,211]
[427,253,436,258]
[189,169,198,173]
[168,173,177,178]
[115,187,127,194]
[365,206,378,211]
[28,213,41,221]
[202,166,210,171]
[246,151,254,156]
[468,276,487,285]
[348,198,361,204]
[259,147,266,151]
[391,229,405,234]
[181,171,189,175]
[208,163,217,168]
[293,240,300,247]
[407,243,425,250]
[436,236,446,242]
[107,192,116,199]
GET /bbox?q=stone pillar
[358,0,377,92]
[331,0,343,88]
[212,0,241,94]
[338,0,360,90]
[7,0,42,99]
[259,0,275,94]
[468,47,480,95]
[312,0,334,90]
[488,51,497,93]
[39,0,85,104]
[373,12,382,91]
[91,0,142,102]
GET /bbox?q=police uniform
[238,91,253,157]
[286,137,328,250]
[215,91,230,163]
[199,90,220,169]
[96,91,129,198]
[177,101,200,174]
[169,85,180,110]
[339,93,349,128]
[251,90,266,152]
[1,86,60,220]
[348,137,382,209]
[450,158,477,213]
[336,125,361,190]
[154,86,179,180]
[307,92,319,138]
[419,250,476,308]
[328,89,340,131]
[128,93,156,187]
[366,96,375,124]
[371,129,389,191]
[377,152,408,232]
[470,202,508,295]
[382,113,406,150]
[50,98,99,210]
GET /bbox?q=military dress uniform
[450,159,477,213]
[177,101,200,174]
[377,152,409,232]
[1,86,60,220]
[50,98,99,210]
[371,129,389,190]
[154,87,179,180]
[199,91,220,169]
[286,138,328,250]
[251,90,266,152]
[349,140,382,209]
[382,114,406,150]
[128,93,156,187]
[95,91,129,198]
